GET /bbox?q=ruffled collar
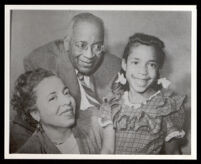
[122,90,162,109]
[113,88,185,134]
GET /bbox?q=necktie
[77,72,100,108]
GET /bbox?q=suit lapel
[55,43,81,117]
[90,75,102,103]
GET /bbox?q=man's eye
[75,42,87,49]
[93,44,102,51]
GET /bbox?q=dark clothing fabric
[10,115,36,153]
[15,108,103,154]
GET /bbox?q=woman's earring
[37,123,40,129]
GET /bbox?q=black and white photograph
[4,5,197,159]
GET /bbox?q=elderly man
[24,12,121,114]
[10,12,120,153]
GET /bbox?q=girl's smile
[122,44,159,94]
[130,74,151,86]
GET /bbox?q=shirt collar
[122,90,162,108]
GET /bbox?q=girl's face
[122,44,159,94]
[31,76,76,128]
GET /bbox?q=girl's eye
[131,61,138,65]
[48,96,57,102]
[148,62,158,69]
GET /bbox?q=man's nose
[84,46,94,58]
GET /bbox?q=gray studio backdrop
[10,10,191,154]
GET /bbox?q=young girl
[99,33,186,154]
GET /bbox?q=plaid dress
[101,89,186,154]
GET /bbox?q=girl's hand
[98,99,115,154]
[99,102,113,127]
[98,95,120,128]
[100,124,115,154]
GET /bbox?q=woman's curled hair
[11,68,55,124]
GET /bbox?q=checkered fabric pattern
[111,91,186,154]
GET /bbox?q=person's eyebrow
[93,41,103,45]
[74,40,87,44]
[48,91,56,96]
[129,57,139,60]
[148,60,158,63]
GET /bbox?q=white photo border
[4,5,197,160]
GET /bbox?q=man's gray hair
[66,12,104,37]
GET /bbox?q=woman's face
[33,76,76,128]
[122,44,159,94]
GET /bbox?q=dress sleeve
[163,94,186,142]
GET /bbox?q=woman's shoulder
[17,130,42,153]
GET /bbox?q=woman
[11,68,114,154]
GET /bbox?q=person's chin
[60,119,75,128]
[133,84,149,93]
[135,88,147,93]
[78,66,94,75]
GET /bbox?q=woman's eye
[49,96,57,102]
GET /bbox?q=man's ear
[121,59,127,72]
[63,36,71,52]
[30,110,40,122]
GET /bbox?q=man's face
[69,21,104,75]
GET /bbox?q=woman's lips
[59,107,73,116]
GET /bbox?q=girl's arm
[100,124,115,154]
